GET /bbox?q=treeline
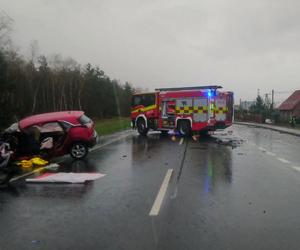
[0,12,134,128]
[235,95,280,123]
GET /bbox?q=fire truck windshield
[132,93,156,107]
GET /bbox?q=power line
[274,91,294,94]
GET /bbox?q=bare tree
[0,14,135,127]
[29,40,39,66]
[0,11,13,50]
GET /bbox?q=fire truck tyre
[178,121,191,136]
[137,119,148,136]
[70,142,88,159]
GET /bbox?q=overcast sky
[1,0,300,103]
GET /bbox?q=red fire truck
[131,86,233,136]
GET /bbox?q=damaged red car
[2,111,98,160]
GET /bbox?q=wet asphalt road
[1,125,300,250]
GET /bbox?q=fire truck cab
[131,86,233,136]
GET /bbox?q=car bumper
[87,130,99,147]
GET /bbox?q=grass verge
[94,117,131,136]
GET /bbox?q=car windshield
[78,115,91,125]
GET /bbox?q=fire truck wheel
[178,120,191,136]
[137,118,149,136]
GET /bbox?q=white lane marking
[258,147,266,151]
[149,169,173,216]
[91,132,134,152]
[179,138,184,145]
[277,157,291,164]
[266,151,276,157]
[292,166,300,172]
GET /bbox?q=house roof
[278,90,300,111]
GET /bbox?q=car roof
[19,111,84,129]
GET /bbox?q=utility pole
[265,93,268,103]
[271,89,274,111]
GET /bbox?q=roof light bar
[155,85,222,91]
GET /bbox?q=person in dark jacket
[289,116,296,128]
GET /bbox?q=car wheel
[137,118,149,136]
[70,142,88,159]
[178,121,191,137]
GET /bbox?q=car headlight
[93,130,98,137]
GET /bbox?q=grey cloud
[1,0,299,102]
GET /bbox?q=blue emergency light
[207,90,214,98]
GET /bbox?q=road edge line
[292,166,300,172]
[91,132,134,152]
[234,122,300,137]
[277,157,291,164]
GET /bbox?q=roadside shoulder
[234,121,300,137]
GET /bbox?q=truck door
[193,98,208,122]
[215,96,227,122]
[175,98,193,117]
[161,100,176,128]
[226,92,234,123]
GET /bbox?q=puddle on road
[211,131,244,148]
[190,147,207,150]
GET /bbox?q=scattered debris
[40,137,53,149]
[17,157,49,168]
[46,163,60,171]
[168,129,175,135]
[214,134,244,148]
[0,142,13,169]
[192,135,199,141]
[9,163,60,183]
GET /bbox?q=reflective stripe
[215,107,228,114]
[175,106,208,114]
[131,104,157,114]
[175,106,192,114]
[193,106,208,114]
